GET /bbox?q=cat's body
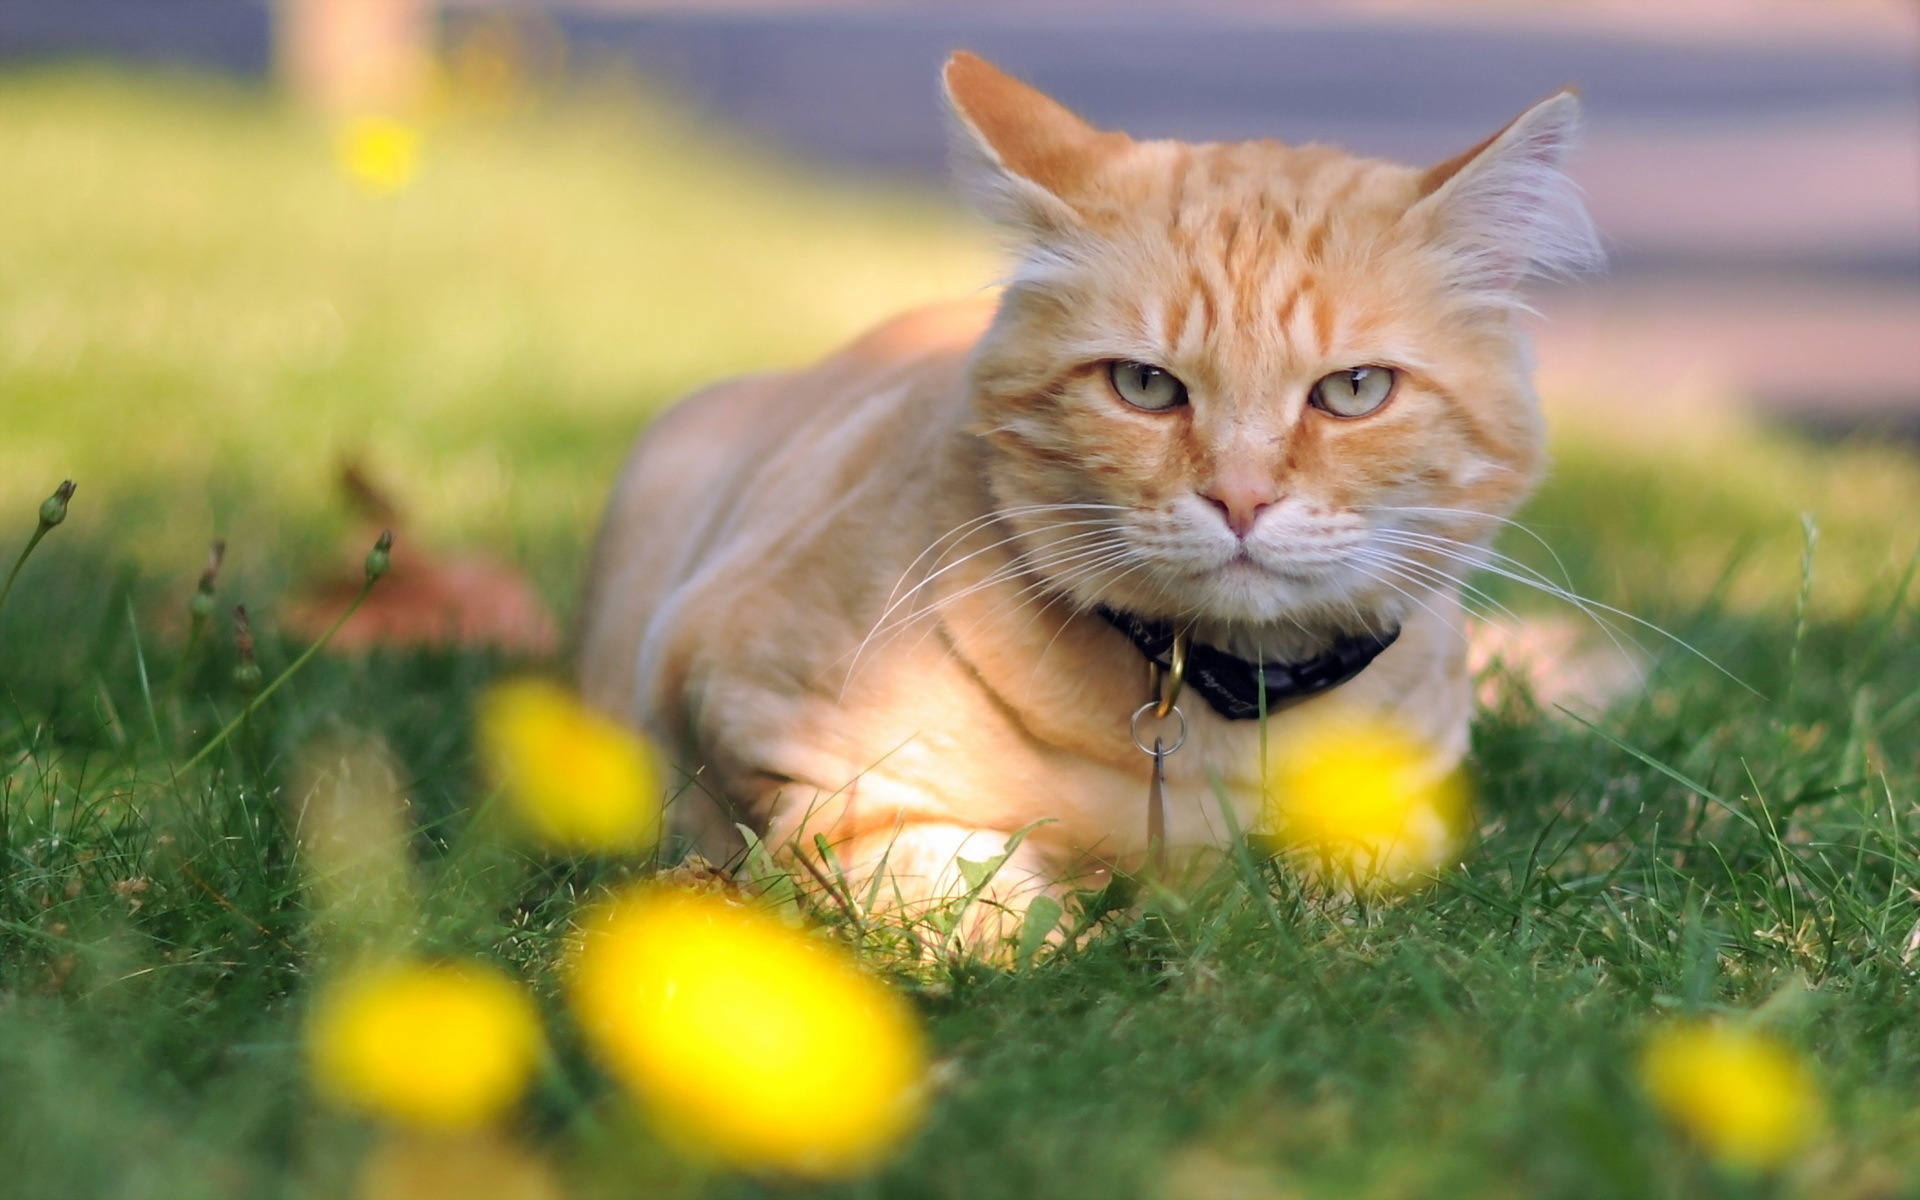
[578,54,1599,931]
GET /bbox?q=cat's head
[945,52,1600,652]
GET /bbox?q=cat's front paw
[798,821,1074,964]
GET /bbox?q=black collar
[1096,608,1400,721]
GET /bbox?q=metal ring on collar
[1154,626,1192,718]
[1130,701,1188,756]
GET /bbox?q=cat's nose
[1199,484,1279,539]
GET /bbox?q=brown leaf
[280,460,558,656]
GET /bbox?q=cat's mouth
[1220,551,1282,579]
[1147,541,1399,630]
[1173,553,1270,585]
[1208,548,1333,586]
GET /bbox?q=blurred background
[0,0,1916,641]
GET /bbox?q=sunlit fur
[577,53,1599,944]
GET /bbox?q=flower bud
[190,541,226,621]
[233,605,262,695]
[38,481,75,529]
[235,661,264,693]
[365,530,393,583]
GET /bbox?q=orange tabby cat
[578,53,1600,939]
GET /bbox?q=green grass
[4,69,1920,1200]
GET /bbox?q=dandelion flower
[1265,708,1467,890]
[337,115,420,195]
[1641,1022,1821,1171]
[569,886,928,1177]
[355,1130,564,1200]
[309,960,543,1129]
[479,679,662,853]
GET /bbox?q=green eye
[1310,366,1397,418]
[1108,360,1188,412]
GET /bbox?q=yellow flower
[309,960,543,1129]
[569,886,928,1177]
[1264,708,1467,890]
[355,1130,564,1200]
[1640,1022,1822,1170]
[479,679,663,853]
[337,115,420,195]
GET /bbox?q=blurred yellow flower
[337,115,420,195]
[1265,708,1467,890]
[355,1130,564,1200]
[310,960,543,1129]
[479,679,662,853]
[569,886,928,1177]
[1641,1022,1822,1171]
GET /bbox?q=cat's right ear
[942,52,1126,235]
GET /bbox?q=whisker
[846,521,1123,683]
[1373,525,1575,595]
[1349,547,1526,629]
[1370,530,1646,666]
[919,545,1143,653]
[856,539,1136,676]
[1357,556,1539,641]
[1360,503,1581,594]
[1338,559,1473,650]
[890,553,1139,677]
[880,502,1129,615]
[1023,556,1187,685]
[1369,529,1753,692]
[875,518,1122,632]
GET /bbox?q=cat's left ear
[942,52,1130,236]
[1413,90,1603,302]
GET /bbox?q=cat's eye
[1107,360,1188,412]
[1309,366,1397,418]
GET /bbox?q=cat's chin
[1196,556,1381,620]
[1081,560,1404,658]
